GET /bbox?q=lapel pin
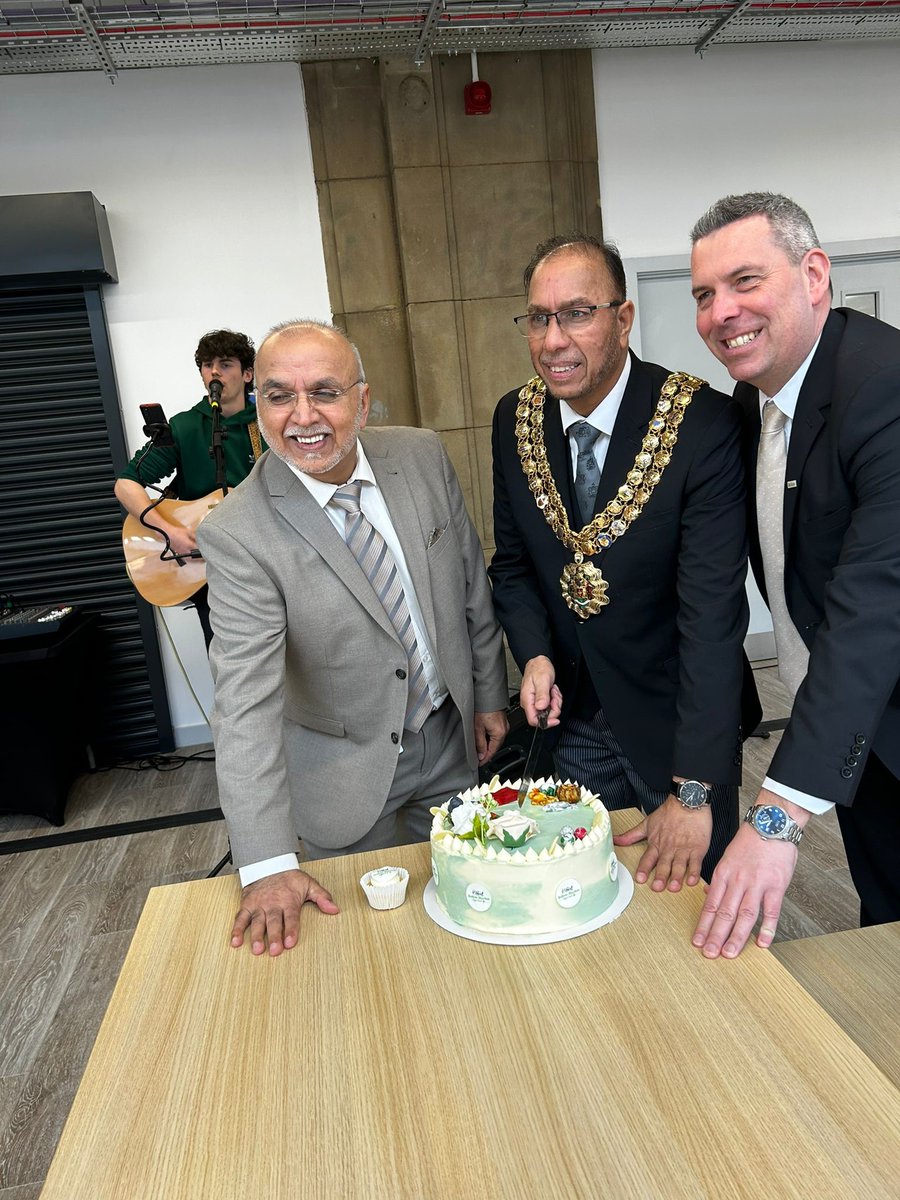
[786,480,798,489]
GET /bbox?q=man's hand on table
[614,795,711,892]
[231,868,340,956]
[692,788,808,959]
[474,709,510,765]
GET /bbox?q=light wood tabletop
[773,921,900,1090]
[42,812,900,1199]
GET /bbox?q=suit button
[396,668,407,679]
[391,732,399,744]
[846,755,859,766]
[855,733,867,745]
[840,766,853,779]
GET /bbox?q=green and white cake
[429,778,619,936]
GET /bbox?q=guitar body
[122,491,225,607]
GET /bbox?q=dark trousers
[836,751,900,926]
[554,706,738,883]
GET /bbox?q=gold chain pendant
[561,556,609,619]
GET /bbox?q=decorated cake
[429,778,619,936]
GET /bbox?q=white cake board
[422,866,633,946]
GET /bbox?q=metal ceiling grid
[1,0,899,75]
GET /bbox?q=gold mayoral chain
[515,371,705,619]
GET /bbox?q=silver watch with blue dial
[744,803,803,845]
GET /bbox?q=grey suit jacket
[196,426,509,866]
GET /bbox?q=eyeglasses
[513,302,624,338]
[258,379,363,408]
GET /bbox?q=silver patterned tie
[756,400,810,699]
[570,420,602,526]
[329,480,432,732]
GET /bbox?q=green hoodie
[119,397,267,500]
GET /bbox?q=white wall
[0,64,330,746]
[593,40,900,257]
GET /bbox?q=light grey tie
[756,400,810,699]
[571,420,602,526]
[330,480,432,732]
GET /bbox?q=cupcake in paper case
[360,865,410,910]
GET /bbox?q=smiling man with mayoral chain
[489,233,760,896]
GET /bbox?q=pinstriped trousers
[554,708,738,882]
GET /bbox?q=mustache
[284,424,332,439]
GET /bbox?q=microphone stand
[208,387,229,498]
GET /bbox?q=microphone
[208,379,223,407]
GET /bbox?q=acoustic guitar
[122,491,224,607]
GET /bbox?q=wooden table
[42,812,900,1199]
[773,921,900,1090]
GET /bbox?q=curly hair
[194,329,255,373]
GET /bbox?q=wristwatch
[671,779,711,810]
[744,803,803,845]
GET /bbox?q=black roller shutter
[0,283,174,762]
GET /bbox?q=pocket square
[427,524,447,548]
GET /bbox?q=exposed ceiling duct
[1,0,899,77]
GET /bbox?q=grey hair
[690,193,821,264]
[256,318,366,383]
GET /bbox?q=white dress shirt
[756,336,833,817]
[239,441,447,887]
[558,354,631,477]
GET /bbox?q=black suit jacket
[490,352,759,793]
[737,307,900,804]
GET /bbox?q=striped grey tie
[330,479,432,733]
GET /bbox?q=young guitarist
[115,329,265,647]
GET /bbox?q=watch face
[754,805,788,837]
[678,781,708,809]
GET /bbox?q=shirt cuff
[762,775,835,816]
[238,853,301,888]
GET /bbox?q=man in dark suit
[198,320,509,955]
[489,234,759,894]
[689,192,900,957]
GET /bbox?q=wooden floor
[0,665,859,1198]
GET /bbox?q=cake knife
[516,709,549,807]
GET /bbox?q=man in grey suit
[197,320,509,955]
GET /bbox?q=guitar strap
[248,420,263,462]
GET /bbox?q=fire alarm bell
[464,80,492,116]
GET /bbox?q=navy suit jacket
[737,307,900,804]
[490,352,759,794]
